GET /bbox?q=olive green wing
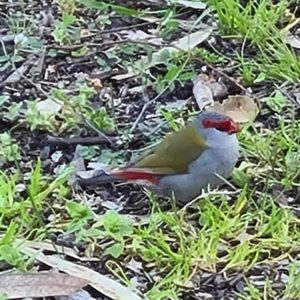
[135,125,207,174]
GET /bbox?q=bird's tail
[77,168,159,186]
[77,170,121,186]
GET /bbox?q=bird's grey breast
[189,133,239,177]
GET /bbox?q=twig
[274,83,300,108]
[47,39,163,52]
[204,61,247,92]
[145,119,169,137]
[198,38,247,92]
[46,136,117,146]
[10,59,49,96]
[129,87,167,134]
[129,54,190,133]
[146,105,200,137]
[80,21,157,41]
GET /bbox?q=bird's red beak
[228,120,241,134]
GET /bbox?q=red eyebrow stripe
[202,119,225,128]
[202,119,240,133]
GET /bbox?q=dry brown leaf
[208,95,259,123]
[0,271,88,299]
[20,248,142,300]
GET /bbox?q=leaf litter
[192,74,259,122]
[0,0,298,300]
[21,247,142,300]
[0,271,88,299]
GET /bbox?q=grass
[1,0,300,299]
[208,0,300,83]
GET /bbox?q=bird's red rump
[202,118,240,134]
[115,169,159,185]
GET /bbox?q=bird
[77,111,240,203]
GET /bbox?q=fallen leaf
[124,30,163,45]
[77,161,111,181]
[101,200,122,211]
[112,28,213,80]
[172,28,213,50]
[128,85,144,94]
[169,0,206,9]
[4,54,36,84]
[139,16,207,32]
[20,248,143,300]
[0,34,15,43]
[57,289,96,300]
[281,31,300,48]
[36,99,62,117]
[4,64,30,84]
[139,0,165,5]
[0,271,88,299]
[208,95,259,123]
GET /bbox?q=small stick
[46,136,117,147]
[80,21,157,41]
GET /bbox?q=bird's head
[196,111,240,135]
